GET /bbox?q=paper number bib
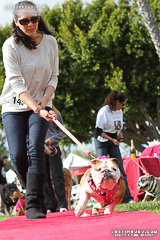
[10,93,28,109]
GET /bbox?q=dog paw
[104,208,113,215]
[92,212,100,216]
[74,204,86,217]
[81,211,90,217]
[92,209,100,215]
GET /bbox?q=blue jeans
[2,109,50,179]
[94,138,133,203]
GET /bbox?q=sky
[0,0,92,27]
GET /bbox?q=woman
[0,1,59,219]
[94,90,135,203]
[45,106,68,213]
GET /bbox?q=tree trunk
[136,0,160,58]
[122,102,160,152]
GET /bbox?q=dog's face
[12,189,24,200]
[90,158,120,190]
[1,184,18,205]
[137,175,155,191]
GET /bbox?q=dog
[12,189,26,216]
[1,183,19,216]
[75,157,126,217]
[137,175,160,202]
[63,167,72,210]
[51,167,72,210]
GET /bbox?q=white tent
[63,153,90,172]
[6,169,25,193]
[6,169,18,183]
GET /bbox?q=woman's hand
[37,97,48,110]
[38,109,54,122]
[118,138,124,143]
[49,110,57,120]
[112,139,119,146]
[45,138,52,145]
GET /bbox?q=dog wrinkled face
[90,158,120,190]
[137,175,153,191]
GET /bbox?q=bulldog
[137,175,160,202]
[74,156,126,217]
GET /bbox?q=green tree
[72,149,96,160]
[5,160,14,172]
[136,0,160,58]
[0,24,12,91]
[0,24,12,128]
[41,0,160,151]
[0,1,160,152]
[0,131,9,156]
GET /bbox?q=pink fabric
[122,157,160,202]
[71,166,91,176]
[140,144,160,157]
[97,155,109,160]
[14,198,26,211]
[0,210,160,240]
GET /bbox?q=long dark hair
[102,90,126,110]
[12,1,54,50]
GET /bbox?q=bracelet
[34,106,42,114]
[119,137,124,139]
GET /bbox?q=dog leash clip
[143,170,150,176]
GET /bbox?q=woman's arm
[19,91,40,112]
[117,130,124,143]
[19,91,56,121]
[37,85,55,109]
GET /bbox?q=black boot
[41,199,47,215]
[26,173,46,219]
[40,174,47,215]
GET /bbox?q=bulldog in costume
[75,156,126,217]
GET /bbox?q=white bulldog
[75,157,126,217]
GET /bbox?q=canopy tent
[63,153,91,176]
[6,169,18,184]
[6,169,25,193]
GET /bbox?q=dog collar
[87,172,123,205]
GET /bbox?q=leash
[52,119,95,159]
[130,157,149,176]
[52,118,150,175]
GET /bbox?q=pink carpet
[0,209,159,240]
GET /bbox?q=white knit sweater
[0,34,59,113]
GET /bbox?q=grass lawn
[115,200,160,213]
[1,201,160,221]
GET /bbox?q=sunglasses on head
[121,102,125,107]
[17,16,40,26]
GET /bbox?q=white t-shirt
[95,105,123,142]
[0,34,59,113]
